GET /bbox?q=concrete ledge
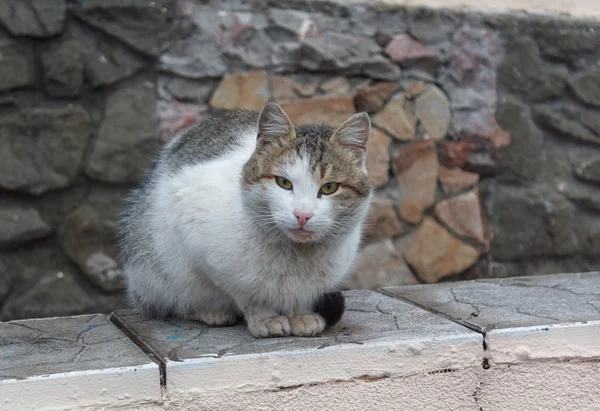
[2,274,599,410]
[113,290,483,410]
[0,315,161,411]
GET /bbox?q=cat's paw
[289,313,326,337]
[188,309,239,326]
[247,316,291,338]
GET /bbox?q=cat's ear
[256,102,296,147]
[330,112,371,161]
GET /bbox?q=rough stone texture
[0,202,52,250]
[0,314,160,410]
[404,217,481,283]
[365,128,391,188]
[0,36,35,92]
[498,37,568,102]
[158,76,217,103]
[569,65,600,107]
[435,189,490,249]
[58,206,124,292]
[86,83,158,183]
[354,82,401,113]
[159,32,226,79]
[492,186,579,261]
[439,167,480,194]
[372,95,417,141]
[414,85,451,141]
[72,0,172,58]
[210,71,269,111]
[384,34,437,68]
[383,272,600,331]
[112,290,478,362]
[394,140,439,223]
[533,105,600,146]
[363,195,405,242]
[0,0,66,38]
[320,76,352,95]
[156,100,209,144]
[42,39,85,97]
[496,97,543,181]
[345,240,419,290]
[575,158,600,184]
[0,106,91,194]
[271,75,318,101]
[280,95,356,127]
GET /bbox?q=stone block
[112,290,482,409]
[365,128,391,188]
[383,272,600,364]
[0,0,66,38]
[280,95,356,127]
[210,71,268,111]
[0,314,160,410]
[0,37,35,92]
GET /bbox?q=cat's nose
[293,211,314,226]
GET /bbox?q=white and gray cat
[119,102,373,338]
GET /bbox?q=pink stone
[385,34,436,64]
[157,101,208,144]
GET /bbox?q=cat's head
[242,102,373,244]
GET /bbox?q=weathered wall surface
[1,0,599,320]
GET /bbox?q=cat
[119,102,373,338]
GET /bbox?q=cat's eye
[320,182,339,196]
[275,176,293,190]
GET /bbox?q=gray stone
[1,270,90,321]
[575,158,600,184]
[112,290,478,361]
[0,36,35,92]
[0,202,51,250]
[70,22,148,88]
[535,21,600,61]
[357,55,402,81]
[408,9,459,44]
[569,65,600,108]
[157,75,217,102]
[72,0,172,58]
[299,33,382,73]
[498,37,568,102]
[223,30,274,71]
[268,8,312,37]
[42,39,85,97]
[533,105,600,145]
[382,272,600,332]
[563,189,600,213]
[85,84,158,183]
[58,206,124,292]
[0,0,66,38]
[496,97,543,180]
[0,106,91,194]
[491,185,579,260]
[159,33,227,79]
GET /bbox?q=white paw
[188,310,238,326]
[248,316,291,338]
[290,314,326,337]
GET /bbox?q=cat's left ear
[256,102,296,148]
[330,112,371,162]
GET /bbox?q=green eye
[275,176,293,190]
[320,182,339,196]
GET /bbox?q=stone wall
[1,0,599,321]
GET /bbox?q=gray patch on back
[165,110,259,172]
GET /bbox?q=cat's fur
[119,102,373,338]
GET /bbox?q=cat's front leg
[288,300,326,337]
[243,306,292,338]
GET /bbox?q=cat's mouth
[289,228,313,242]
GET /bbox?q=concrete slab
[382,272,600,363]
[0,314,161,411]
[113,290,483,410]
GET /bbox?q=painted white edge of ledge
[328,0,600,20]
[0,363,161,411]
[487,320,600,364]
[165,333,482,396]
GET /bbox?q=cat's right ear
[256,102,296,147]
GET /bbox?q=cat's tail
[314,291,345,328]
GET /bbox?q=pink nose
[293,211,314,226]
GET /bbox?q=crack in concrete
[375,303,400,330]
[515,306,560,322]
